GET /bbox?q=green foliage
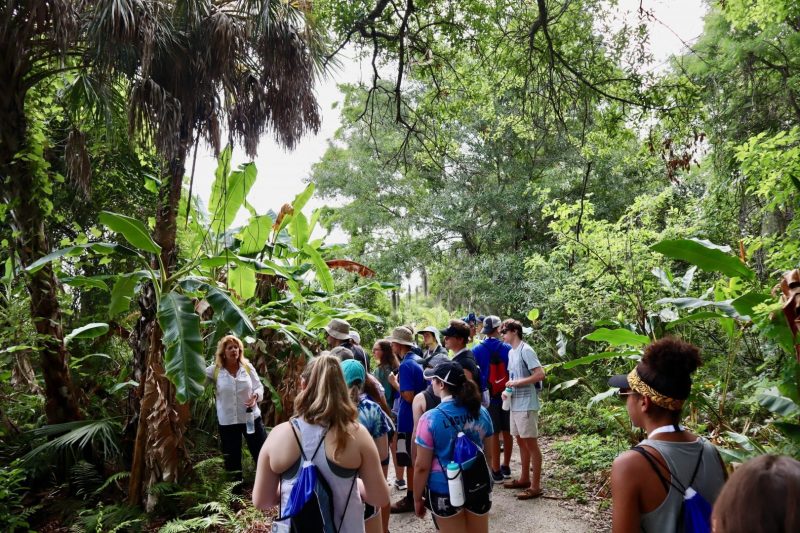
[0,460,40,533]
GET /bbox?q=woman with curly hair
[205,334,266,480]
[608,337,727,533]
[253,354,390,532]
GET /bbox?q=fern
[92,471,130,497]
[69,460,103,497]
[70,503,144,533]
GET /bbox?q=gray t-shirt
[508,342,541,412]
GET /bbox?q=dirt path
[387,438,607,533]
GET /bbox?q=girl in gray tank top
[273,418,363,533]
[636,438,725,533]
[607,338,727,533]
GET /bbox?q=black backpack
[435,407,492,506]
[276,420,357,533]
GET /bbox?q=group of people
[205,316,800,533]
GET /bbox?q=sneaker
[390,496,414,514]
[501,465,512,479]
[491,470,504,484]
[393,478,407,490]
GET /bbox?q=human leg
[218,423,244,480]
[527,437,543,491]
[463,510,490,533]
[502,431,513,468]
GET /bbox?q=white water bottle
[446,461,465,507]
[501,387,513,411]
[245,407,255,434]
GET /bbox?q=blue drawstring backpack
[633,445,712,533]
[276,420,356,533]
[436,408,492,506]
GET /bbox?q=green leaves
[303,244,334,293]
[208,151,258,234]
[25,242,118,273]
[527,308,540,321]
[758,388,800,417]
[158,292,205,403]
[651,238,754,280]
[584,328,649,347]
[562,351,639,370]
[237,215,273,255]
[65,323,109,343]
[99,211,161,254]
[109,271,149,318]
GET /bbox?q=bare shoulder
[613,449,648,474]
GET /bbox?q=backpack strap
[687,445,705,487]
[212,363,252,383]
[631,446,685,495]
[289,418,328,462]
[334,472,358,533]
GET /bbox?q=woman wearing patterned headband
[608,337,727,533]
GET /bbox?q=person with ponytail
[252,355,390,532]
[608,337,726,533]
[413,361,494,533]
[341,359,394,533]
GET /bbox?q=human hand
[388,372,399,389]
[414,497,426,518]
[244,393,257,408]
[506,380,517,388]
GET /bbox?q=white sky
[190,0,707,246]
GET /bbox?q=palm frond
[23,418,122,467]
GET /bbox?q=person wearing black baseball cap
[608,337,726,533]
[413,361,494,532]
[440,319,481,387]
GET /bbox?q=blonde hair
[294,354,358,459]
[214,335,251,369]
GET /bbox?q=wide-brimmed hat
[423,360,465,387]
[482,315,502,334]
[417,326,440,343]
[324,318,351,340]
[387,326,415,346]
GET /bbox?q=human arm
[204,364,216,386]
[243,364,264,407]
[374,434,389,465]
[252,424,286,509]
[387,371,400,392]
[507,367,545,388]
[413,445,433,518]
[398,362,415,402]
[357,425,391,507]
[610,451,643,533]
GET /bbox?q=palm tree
[89,0,324,506]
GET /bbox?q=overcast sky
[190,0,708,243]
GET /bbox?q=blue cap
[340,358,366,387]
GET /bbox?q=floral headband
[627,368,685,411]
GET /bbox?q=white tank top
[273,418,363,533]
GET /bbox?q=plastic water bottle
[446,461,465,507]
[245,407,255,434]
[501,387,513,411]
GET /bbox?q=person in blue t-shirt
[386,326,426,513]
[472,315,513,483]
[413,360,494,533]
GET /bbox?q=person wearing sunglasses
[608,337,726,533]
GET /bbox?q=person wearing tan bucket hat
[324,318,370,372]
[386,326,426,514]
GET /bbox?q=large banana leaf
[180,278,256,337]
[584,328,650,347]
[109,271,149,318]
[651,238,754,280]
[65,322,109,342]
[302,244,334,293]
[158,291,205,403]
[210,163,257,234]
[25,242,120,273]
[238,215,273,255]
[228,263,256,300]
[99,211,161,255]
[562,350,640,369]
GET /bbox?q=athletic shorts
[364,502,379,521]
[488,402,510,433]
[424,487,492,518]
[510,410,539,438]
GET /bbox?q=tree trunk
[1,87,82,423]
[128,142,191,507]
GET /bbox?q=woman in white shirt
[205,335,266,480]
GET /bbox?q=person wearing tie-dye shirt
[413,361,494,533]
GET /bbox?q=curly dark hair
[638,337,702,401]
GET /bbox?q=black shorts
[424,487,492,519]
[364,502,379,521]
[488,402,510,433]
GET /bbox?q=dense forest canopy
[1,0,799,530]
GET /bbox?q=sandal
[503,479,530,489]
[517,488,543,500]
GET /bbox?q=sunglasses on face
[616,389,635,401]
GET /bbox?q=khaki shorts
[510,410,539,438]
